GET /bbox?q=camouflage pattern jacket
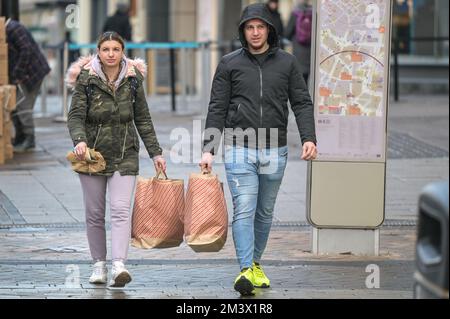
[66,55,162,176]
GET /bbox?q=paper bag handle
[156,169,169,180]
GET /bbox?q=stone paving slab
[0,226,416,299]
[0,227,416,262]
[0,262,414,299]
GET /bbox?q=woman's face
[98,40,123,68]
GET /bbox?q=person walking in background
[285,0,313,86]
[200,3,317,296]
[66,32,166,288]
[5,18,50,153]
[103,3,132,42]
[266,0,285,48]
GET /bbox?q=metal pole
[169,47,176,112]
[180,47,188,114]
[55,42,69,122]
[201,42,211,119]
[394,38,399,102]
[56,45,62,98]
[141,48,147,93]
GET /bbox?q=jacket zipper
[132,121,139,147]
[258,66,263,127]
[93,124,103,149]
[121,122,129,160]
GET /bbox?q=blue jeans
[225,146,288,270]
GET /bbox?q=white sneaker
[109,261,132,288]
[89,261,108,284]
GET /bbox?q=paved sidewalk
[0,94,448,299]
[0,226,415,299]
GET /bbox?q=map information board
[314,0,392,162]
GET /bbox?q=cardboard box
[0,43,7,60]
[0,59,7,78]
[0,85,16,112]
[3,118,12,138]
[7,85,16,111]
[0,17,5,43]
[5,143,13,160]
[0,44,7,85]
[2,121,12,161]
[0,137,5,164]
[0,58,7,70]
[0,76,8,86]
[0,90,3,136]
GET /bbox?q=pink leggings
[79,172,136,263]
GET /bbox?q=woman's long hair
[97,31,125,50]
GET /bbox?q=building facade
[1,0,448,95]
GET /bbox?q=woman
[66,32,166,288]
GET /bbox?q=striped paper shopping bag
[131,171,185,249]
[184,170,228,252]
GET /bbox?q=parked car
[414,181,449,299]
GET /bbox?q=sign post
[307,0,393,255]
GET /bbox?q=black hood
[238,3,279,49]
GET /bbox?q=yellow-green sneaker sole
[253,281,270,288]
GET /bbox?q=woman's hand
[153,155,167,172]
[74,142,88,161]
[200,152,213,173]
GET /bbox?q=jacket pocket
[283,107,289,124]
[230,103,241,126]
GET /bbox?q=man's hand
[200,152,214,173]
[153,155,167,172]
[301,141,317,161]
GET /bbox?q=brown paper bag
[66,148,106,174]
[132,171,185,249]
[184,170,228,252]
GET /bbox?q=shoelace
[253,266,265,277]
[93,266,106,276]
[112,265,127,275]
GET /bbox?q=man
[266,0,284,48]
[200,3,317,296]
[6,18,51,152]
[103,3,132,42]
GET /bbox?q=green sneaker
[234,268,255,296]
[252,262,270,288]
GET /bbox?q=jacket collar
[66,55,147,89]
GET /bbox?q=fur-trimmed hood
[65,55,147,88]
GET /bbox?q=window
[393,0,449,59]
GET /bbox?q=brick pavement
[0,226,416,299]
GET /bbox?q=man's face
[244,19,269,51]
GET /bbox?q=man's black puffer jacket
[203,3,316,153]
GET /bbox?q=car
[414,181,449,299]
